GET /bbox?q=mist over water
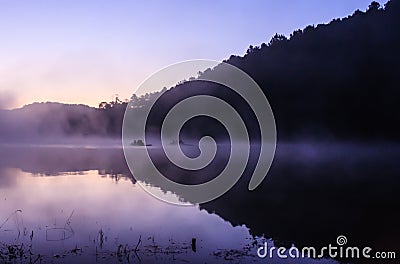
[0,143,356,263]
[0,141,398,263]
[0,102,125,143]
[1,73,398,261]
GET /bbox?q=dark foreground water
[0,142,398,263]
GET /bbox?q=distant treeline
[0,100,126,140]
[1,1,399,142]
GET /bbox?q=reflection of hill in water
[1,143,399,262]
[200,143,400,262]
[0,146,134,183]
[125,142,400,262]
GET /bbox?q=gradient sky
[0,0,387,109]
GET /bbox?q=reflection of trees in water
[199,144,400,262]
[1,144,398,263]
[98,170,136,184]
[116,142,400,262]
[0,146,134,183]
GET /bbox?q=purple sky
[0,0,387,109]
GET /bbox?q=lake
[0,142,398,263]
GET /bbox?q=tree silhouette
[368,1,381,11]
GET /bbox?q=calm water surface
[1,143,398,263]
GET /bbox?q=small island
[130,139,152,146]
[169,139,192,146]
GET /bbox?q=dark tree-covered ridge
[153,0,399,142]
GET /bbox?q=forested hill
[163,0,400,141]
[1,1,399,142]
